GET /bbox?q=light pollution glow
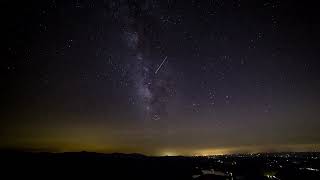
[2,139,319,156]
[2,121,319,155]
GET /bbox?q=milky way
[117,0,173,121]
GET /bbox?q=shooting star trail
[155,56,168,74]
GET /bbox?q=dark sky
[2,0,320,155]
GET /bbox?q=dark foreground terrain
[1,151,319,179]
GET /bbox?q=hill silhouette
[1,151,319,180]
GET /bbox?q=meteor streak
[155,56,168,74]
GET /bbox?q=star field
[2,0,320,155]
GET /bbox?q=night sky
[2,0,320,155]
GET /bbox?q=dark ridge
[1,151,319,180]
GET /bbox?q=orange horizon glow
[2,142,319,156]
